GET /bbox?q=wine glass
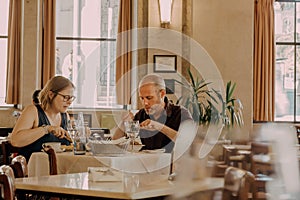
[124,120,140,152]
[67,119,78,151]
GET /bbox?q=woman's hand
[48,126,68,139]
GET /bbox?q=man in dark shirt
[112,73,193,153]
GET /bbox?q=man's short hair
[138,73,166,90]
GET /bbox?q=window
[56,0,121,109]
[274,1,300,121]
[0,0,10,106]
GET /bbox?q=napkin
[88,167,123,182]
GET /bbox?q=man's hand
[140,119,164,131]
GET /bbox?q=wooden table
[15,172,224,199]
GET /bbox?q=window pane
[56,0,119,38]
[56,0,121,109]
[0,0,9,35]
[297,3,300,43]
[274,2,295,43]
[296,46,300,121]
[275,45,295,121]
[0,0,9,106]
[0,39,8,105]
[56,40,119,108]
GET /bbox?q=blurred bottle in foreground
[74,112,86,155]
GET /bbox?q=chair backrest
[42,145,58,175]
[251,142,269,155]
[249,142,274,200]
[11,155,28,177]
[1,141,20,165]
[0,174,14,200]
[250,142,273,176]
[0,165,15,200]
[9,162,24,178]
[222,166,255,200]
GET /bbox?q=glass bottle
[74,112,86,154]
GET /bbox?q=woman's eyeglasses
[53,91,76,102]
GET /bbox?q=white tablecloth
[28,151,172,184]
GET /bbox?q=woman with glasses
[10,76,75,161]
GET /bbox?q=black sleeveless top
[20,105,70,161]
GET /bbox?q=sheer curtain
[253,0,275,121]
[5,0,21,104]
[115,0,133,105]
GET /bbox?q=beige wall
[192,0,253,141]
[1,0,254,142]
[146,0,253,141]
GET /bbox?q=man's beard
[146,104,165,119]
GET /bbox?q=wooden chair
[222,166,255,200]
[0,173,15,200]
[0,165,15,200]
[250,142,273,200]
[250,142,273,175]
[225,147,248,169]
[4,157,34,200]
[42,145,58,175]
[11,155,28,178]
[9,161,24,179]
[179,166,255,200]
[213,145,250,177]
[9,156,28,199]
[1,141,20,165]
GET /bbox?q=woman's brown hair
[39,76,75,110]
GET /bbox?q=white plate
[55,148,66,153]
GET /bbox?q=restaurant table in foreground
[15,172,224,199]
[28,151,172,177]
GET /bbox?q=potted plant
[175,68,220,126]
[218,81,244,127]
[217,81,244,140]
[175,68,244,138]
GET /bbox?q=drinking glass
[124,120,140,152]
[67,119,78,153]
[123,173,139,192]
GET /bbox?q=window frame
[0,0,12,107]
[0,34,8,107]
